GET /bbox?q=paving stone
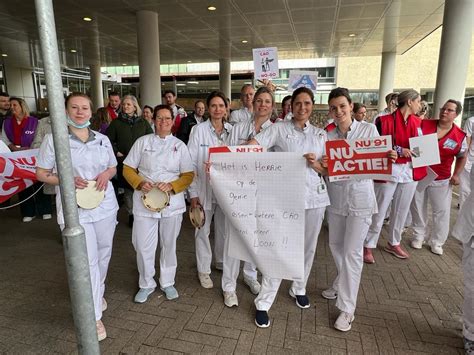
[178,329,222,347]
[158,337,204,353]
[268,317,287,348]
[234,330,255,353]
[198,323,241,339]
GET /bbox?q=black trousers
[19,183,52,218]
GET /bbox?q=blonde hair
[10,97,30,117]
[122,95,142,116]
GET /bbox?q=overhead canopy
[0,0,444,68]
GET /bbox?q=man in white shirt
[229,84,254,125]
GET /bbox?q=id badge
[317,179,326,194]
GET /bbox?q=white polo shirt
[253,120,330,209]
[36,130,118,225]
[227,116,273,145]
[124,133,193,218]
[229,107,252,125]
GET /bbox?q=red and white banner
[0,149,39,203]
[209,145,266,155]
[326,136,393,182]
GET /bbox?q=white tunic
[463,116,474,173]
[36,130,118,225]
[187,120,233,211]
[123,133,193,218]
[253,120,330,209]
[229,107,252,125]
[226,116,272,145]
[326,120,378,217]
[453,168,474,246]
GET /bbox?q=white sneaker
[42,214,52,220]
[430,244,443,255]
[223,291,238,307]
[321,287,338,300]
[243,277,261,295]
[22,216,35,223]
[102,298,107,312]
[410,239,423,249]
[198,272,213,289]
[334,311,355,332]
[96,320,107,341]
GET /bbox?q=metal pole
[34,1,100,353]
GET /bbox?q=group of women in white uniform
[33,87,473,348]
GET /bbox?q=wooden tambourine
[189,205,206,229]
[76,181,105,209]
[141,187,170,212]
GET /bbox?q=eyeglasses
[439,108,456,113]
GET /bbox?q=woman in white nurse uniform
[187,91,233,289]
[123,105,194,303]
[36,93,118,342]
[321,87,396,332]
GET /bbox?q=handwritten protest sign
[252,47,279,80]
[210,152,305,281]
[326,136,393,182]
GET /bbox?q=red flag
[0,149,39,203]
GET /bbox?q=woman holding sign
[188,91,233,289]
[122,105,194,303]
[36,93,118,342]
[364,89,422,263]
[220,87,275,307]
[247,87,330,328]
[321,87,397,332]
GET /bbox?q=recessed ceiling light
[207,6,217,11]
[176,83,186,86]
[349,33,356,37]
[1,54,7,57]
[70,49,77,53]
[122,63,127,66]
[83,17,92,22]
[241,40,248,44]
[187,60,192,63]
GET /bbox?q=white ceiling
[0,0,445,69]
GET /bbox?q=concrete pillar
[137,10,161,106]
[219,58,231,99]
[433,0,473,122]
[377,51,396,112]
[89,64,103,110]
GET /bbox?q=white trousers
[463,239,474,341]
[74,214,116,321]
[328,212,371,314]
[255,208,325,311]
[365,181,417,248]
[195,203,225,274]
[460,169,471,210]
[132,214,183,289]
[222,219,258,291]
[410,183,452,247]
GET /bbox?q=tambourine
[189,205,206,229]
[76,181,105,209]
[141,187,170,212]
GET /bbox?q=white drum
[189,204,206,229]
[141,187,170,212]
[76,180,105,209]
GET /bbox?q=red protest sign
[0,149,38,203]
[326,136,393,182]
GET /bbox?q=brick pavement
[0,201,466,354]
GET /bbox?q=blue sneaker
[134,288,155,303]
[255,310,270,328]
[289,289,310,309]
[161,286,179,300]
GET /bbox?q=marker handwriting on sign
[229,192,247,205]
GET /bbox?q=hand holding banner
[326,136,393,182]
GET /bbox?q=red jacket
[420,119,466,180]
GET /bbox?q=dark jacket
[106,113,153,156]
[176,112,203,145]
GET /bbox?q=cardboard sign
[409,133,441,168]
[326,136,393,181]
[210,152,305,281]
[288,70,318,92]
[252,47,279,80]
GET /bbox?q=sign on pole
[252,47,279,80]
